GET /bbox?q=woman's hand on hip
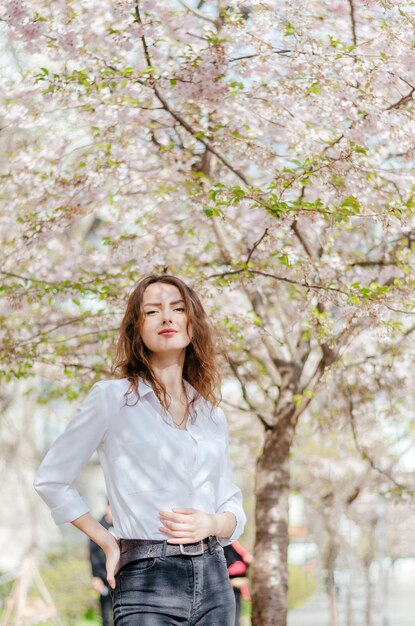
[158,508,217,543]
[71,513,120,589]
[103,535,120,590]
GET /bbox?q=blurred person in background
[89,503,114,626]
[224,541,252,626]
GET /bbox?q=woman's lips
[158,330,177,336]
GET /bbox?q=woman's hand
[103,535,120,590]
[71,513,120,590]
[159,508,236,543]
[159,508,216,543]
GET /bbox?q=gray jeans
[112,543,235,626]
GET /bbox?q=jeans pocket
[213,545,227,566]
[120,558,157,576]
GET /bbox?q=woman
[34,274,246,626]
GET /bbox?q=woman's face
[140,282,193,355]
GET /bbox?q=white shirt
[34,378,246,544]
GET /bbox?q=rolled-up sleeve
[34,382,109,525]
[215,408,247,545]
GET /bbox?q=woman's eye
[146,310,158,316]
[174,308,185,313]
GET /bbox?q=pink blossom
[20,21,46,41]
[347,126,367,143]
[59,30,76,51]
[117,37,134,52]
[4,0,27,25]
[330,2,350,16]
[141,0,153,12]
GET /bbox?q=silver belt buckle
[179,540,205,556]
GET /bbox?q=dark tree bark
[251,421,294,625]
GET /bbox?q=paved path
[287,573,415,626]
[287,593,331,626]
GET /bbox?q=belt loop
[160,540,167,561]
[208,536,214,554]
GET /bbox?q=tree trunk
[324,541,338,626]
[346,553,354,626]
[251,424,292,626]
[364,558,372,626]
[328,579,338,626]
[365,518,376,626]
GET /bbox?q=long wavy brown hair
[111,274,221,416]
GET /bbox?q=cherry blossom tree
[291,352,415,626]
[1,1,415,625]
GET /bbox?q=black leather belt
[115,536,218,576]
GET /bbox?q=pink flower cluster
[172,46,228,105]
[3,0,46,49]
[3,0,27,25]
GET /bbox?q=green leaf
[309,81,320,94]
[209,185,224,201]
[292,393,302,408]
[278,254,290,266]
[203,207,223,217]
[341,195,360,212]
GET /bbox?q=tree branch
[291,217,316,259]
[210,219,233,265]
[227,356,274,430]
[347,390,412,494]
[347,260,397,267]
[135,4,249,186]
[178,0,218,25]
[246,228,269,265]
[347,324,415,368]
[229,49,292,62]
[207,268,349,297]
[386,83,415,111]
[2,313,117,348]
[348,0,358,46]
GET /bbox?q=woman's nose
[161,307,172,323]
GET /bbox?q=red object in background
[228,560,248,577]
[224,541,253,602]
[232,541,252,564]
